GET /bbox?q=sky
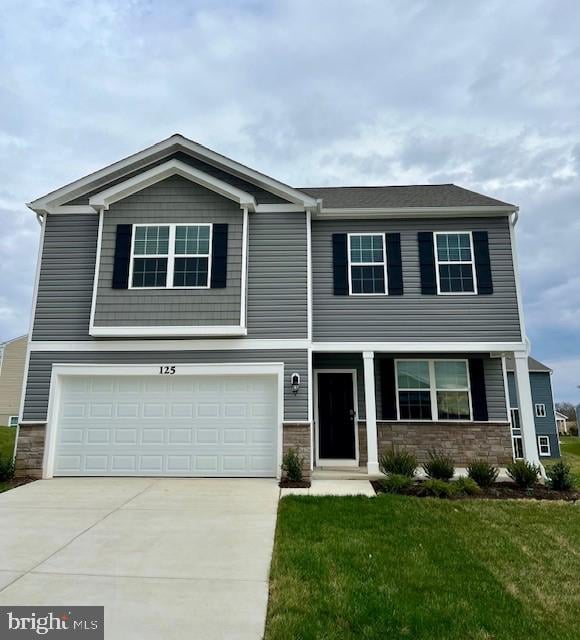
[0,0,578,401]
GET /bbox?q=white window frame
[128,223,213,290]
[537,435,551,456]
[347,232,388,296]
[434,231,478,296]
[394,359,473,422]
[8,415,18,428]
[535,403,546,418]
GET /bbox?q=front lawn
[559,436,580,486]
[266,495,580,640]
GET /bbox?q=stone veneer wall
[282,422,312,479]
[377,421,513,466]
[14,424,46,479]
[357,422,368,466]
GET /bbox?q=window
[348,234,387,295]
[535,403,546,418]
[8,416,18,428]
[130,224,212,289]
[434,232,476,294]
[538,435,551,456]
[510,408,524,459]
[395,359,472,421]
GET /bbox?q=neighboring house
[16,134,543,479]
[0,335,27,427]
[555,411,568,435]
[506,356,560,460]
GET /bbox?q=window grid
[395,359,473,422]
[347,233,388,295]
[434,231,477,295]
[537,435,551,456]
[129,223,212,289]
[535,403,547,418]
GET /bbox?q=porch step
[312,467,378,480]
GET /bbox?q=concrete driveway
[0,478,279,639]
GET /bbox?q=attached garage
[44,363,283,478]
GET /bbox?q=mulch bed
[279,479,311,488]
[371,479,580,501]
[0,477,36,493]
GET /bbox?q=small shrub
[546,461,574,491]
[454,476,481,496]
[381,473,413,494]
[467,460,499,488]
[420,479,457,498]
[0,455,14,482]
[506,459,540,488]
[570,425,578,436]
[379,448,417,478]
[422,450,455,481]
[281,448,304,482]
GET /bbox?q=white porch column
[513,352,541,466]
[363,351,379,474]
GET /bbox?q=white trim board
[42,361,285,479]
[29,338,310,351]
[312,342,527,353]
[28,134,318,213]
[89,325,247,338]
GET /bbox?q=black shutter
[469,358,488,421]
[210,224,228,288]
[385,233,403,295]
[418,232,437,294]
[112,224,132,289]
[332,233,348,295]
[380,358,398,420]
[473,231,493,295]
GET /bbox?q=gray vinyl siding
[312,216,521,342]
[246,211,308,338]
[313,353,506,422]
[32,214,97,340]
[22,349,308,422]
[507,370,560,457]
[94,176,242,327]
[64,151,288,206]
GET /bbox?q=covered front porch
[311,349,540,476]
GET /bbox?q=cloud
[0,0,578,401]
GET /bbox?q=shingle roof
[298,184,514,209]
[505,356,552,373]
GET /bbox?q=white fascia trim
[312,341,528,353]
[89,325,248,338]
[43,205,96,215]
[28,134,317,212]
[314,206,516,219]
[509,212,528,345]
[254,204,307,213]
[88,159,257,212]
[29,338,310,351]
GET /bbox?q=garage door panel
[53,373,278,477]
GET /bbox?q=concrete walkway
[0,478,279,639]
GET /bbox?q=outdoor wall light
[290,373,301,395]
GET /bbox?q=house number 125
[159,366,176,375]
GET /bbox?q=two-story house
[15,135,541,479]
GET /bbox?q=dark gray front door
[317,372,356,460]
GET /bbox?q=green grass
[266,496,580,640]
[0,426,16,493]
[559,435,580,486]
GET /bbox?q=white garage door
[53,373,279,477]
